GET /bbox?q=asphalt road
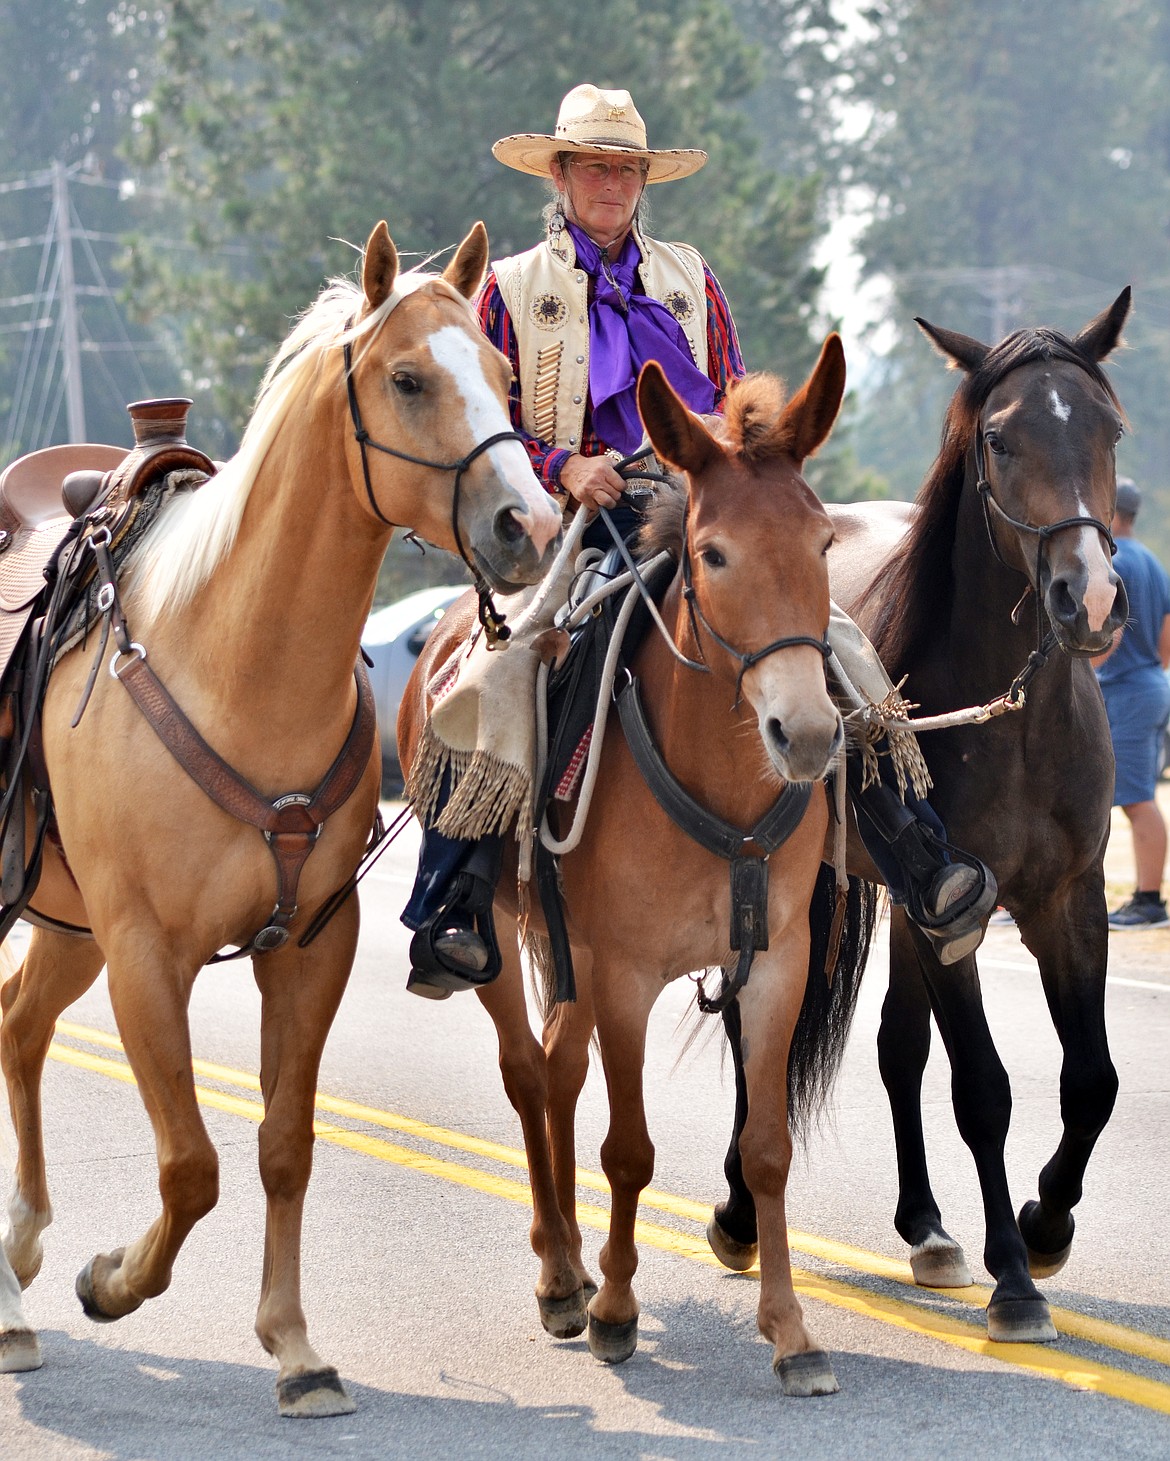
[2,801,1169,1459]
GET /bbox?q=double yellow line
[48,1018,1170,1417]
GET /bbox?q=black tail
[787,866,879,1140]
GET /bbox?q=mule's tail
[787,866,879,1141]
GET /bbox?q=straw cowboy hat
[492,83,708,184]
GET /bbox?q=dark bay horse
[400,343,878,1396]
[0,220,561,1411]
[709,290,1131,1342]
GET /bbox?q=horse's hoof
[910,1234,973,1288]
[538,1287,589,1339]
[986,1296,1057,1344]
[0,1328,42,1373]
[587,1313,638,1364]
[773,1349,839,1397]
[74,1258,120,1324]
[706,1214,758,1272]
[276,1366,356,1418]
[1018,1201,1074,1279]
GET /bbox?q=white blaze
[427,325,560,554]
[1071,495,1117,632]
[1049,389,1071,422]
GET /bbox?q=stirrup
[904,845,997,966]
[406,876,502,999]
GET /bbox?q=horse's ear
[776,333,846,463]
[443,221,489,301]
[637,361,721,475]
[1073,287,1131,362]
[915,317,990,372]
[362,221,399,312]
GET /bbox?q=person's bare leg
[1122,800,1167,895]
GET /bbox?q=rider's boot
[852,776,997,966]
[406,836,504,1000]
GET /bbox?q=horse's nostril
[767,718,790,756]
[1048,579,1078,624]
[495,506,527,547]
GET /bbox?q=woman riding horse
[401,82,996,995]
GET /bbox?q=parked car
[362,584,466,794]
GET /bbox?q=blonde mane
[128,268,437,623]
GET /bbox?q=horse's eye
[985,430,1005,455]
[393,373,421,396]
[1114,424,1124,444]
[701,546,725,569]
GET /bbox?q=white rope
[537,576,644,856]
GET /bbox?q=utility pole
[52,159,86,442]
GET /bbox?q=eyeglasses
[568,159,647,185]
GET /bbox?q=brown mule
[400,340,878,1394]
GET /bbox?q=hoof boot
[587,1313,638,1364]
[773,1348,839,1397]
[276,1366,356,1418]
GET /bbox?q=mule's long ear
[777,333,846,463]
[1073,286,1131,362]
[915,317,989,372]
[363,221,399,311]
[637,361,721,475]
[444,221,489,301]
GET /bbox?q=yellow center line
[46,1022,1170,1412]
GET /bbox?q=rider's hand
[559,453,625,511]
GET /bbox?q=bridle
[679,516,831,706]
[343,331,524,646]
[597,449,831,705]
[973,420,1117,686]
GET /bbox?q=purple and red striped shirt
[475,250,746,491]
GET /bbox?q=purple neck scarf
[565,220,715,454]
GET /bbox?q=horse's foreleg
[75,936,218,1324]
[252,908,357,1418]
[737,940,838,1397]
[1016,877,1116,1278]
[878,918,972,1288]
[543,950,597,1301]
[476,921,586,1338]
[587,970,656,1365]
[907,916,1056,1342]
[1,927,106,1289]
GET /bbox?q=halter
[679,517,831,706]
[973,425,1117,689]
[343,331,525,647]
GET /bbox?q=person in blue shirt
[1095,478,1170,929]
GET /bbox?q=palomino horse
[0,220,561,1411]
[400,342,879,1396]
[709,291,1131,1342]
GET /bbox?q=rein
[343,332,522,648]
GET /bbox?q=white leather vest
[492,222,709,451]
